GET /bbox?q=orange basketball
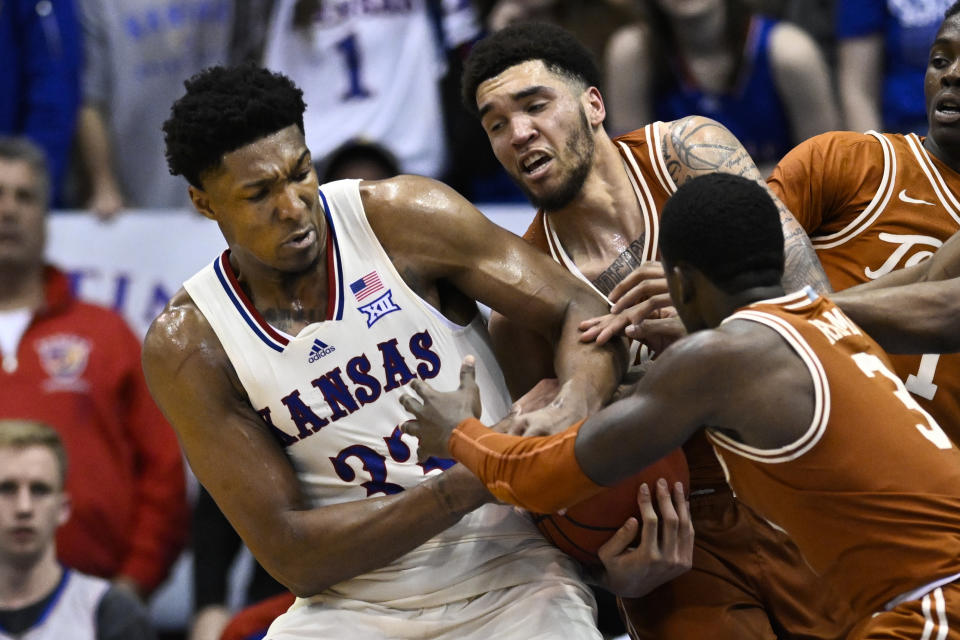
[532,448,689,566]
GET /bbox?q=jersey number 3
[852,352,951,449]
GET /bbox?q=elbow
[263,555,336,599]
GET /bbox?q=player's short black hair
[660,173,784,294]
[947,1,960,20]
[461,22,602,117]
[163,64,307,188]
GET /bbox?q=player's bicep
[142,311,305,537]
[661,116,765,185]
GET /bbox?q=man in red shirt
[0,136,188,597]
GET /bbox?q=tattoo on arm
[662,117,832,294]
[779,202,832,294]
[662,117,763,185]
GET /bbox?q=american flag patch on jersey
[350,271,384,301]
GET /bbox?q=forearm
[261,464,492,596]
[489,311,556,400]
[77,105,122,193]
[551,296,629,413]
[449,418,603,513]
[832,280,960,353]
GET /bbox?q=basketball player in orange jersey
[767,1,960,444]
[460,22,854,640]
[401,173,960,640]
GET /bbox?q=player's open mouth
[935,97,960,122]
[520,151,552,176]
[283,227,315,248]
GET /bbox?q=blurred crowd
[1,0,953,639]
[5,0,949,216]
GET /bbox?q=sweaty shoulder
[359,174,459,224]
[142,288,226,375]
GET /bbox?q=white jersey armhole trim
[906,133,960,226]
[708,306,830,463]
[811,131,896,249]
[617,136,660,262]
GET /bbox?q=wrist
[430,464,492,518]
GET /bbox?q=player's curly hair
[947,0,960,20]
[460,22,601,118]
[163,64,306,188]
[660,174,784,294]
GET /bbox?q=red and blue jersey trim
[210,189,345,351]
[213,251,290,352]
[320,188,345,322]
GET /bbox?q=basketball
[532,448,689,566]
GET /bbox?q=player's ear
[189,185,217,221]
[584,86,605,128]
[672,263,697,305]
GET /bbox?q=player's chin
[275,245,322,274]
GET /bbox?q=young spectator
[0,419,155,640]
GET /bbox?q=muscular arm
[662,116,832,294]
[365,176,629,415]
[409,326,813,512]
[142,295,493,597]
[488,310,555,400]
[832,280,960,354]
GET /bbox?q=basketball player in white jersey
[142,64,637,639]
[0,420,154,640]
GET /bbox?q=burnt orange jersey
[769,131,960,440]
[521,123,724,490]
[710,288,960,617]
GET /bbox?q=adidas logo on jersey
[308,339,336,363]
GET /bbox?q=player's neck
[712,284,786,326]
[546,134,640,245]
[230,252,330,335]
[924,135,960,175]
[0,550,62,609]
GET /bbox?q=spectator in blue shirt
[0,0,82,205]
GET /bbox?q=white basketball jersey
[184,179,568,608]
[1,570,109,640]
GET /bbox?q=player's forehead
[476,60,570,112]
[205,125,310,187]
[935,13,960,46]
